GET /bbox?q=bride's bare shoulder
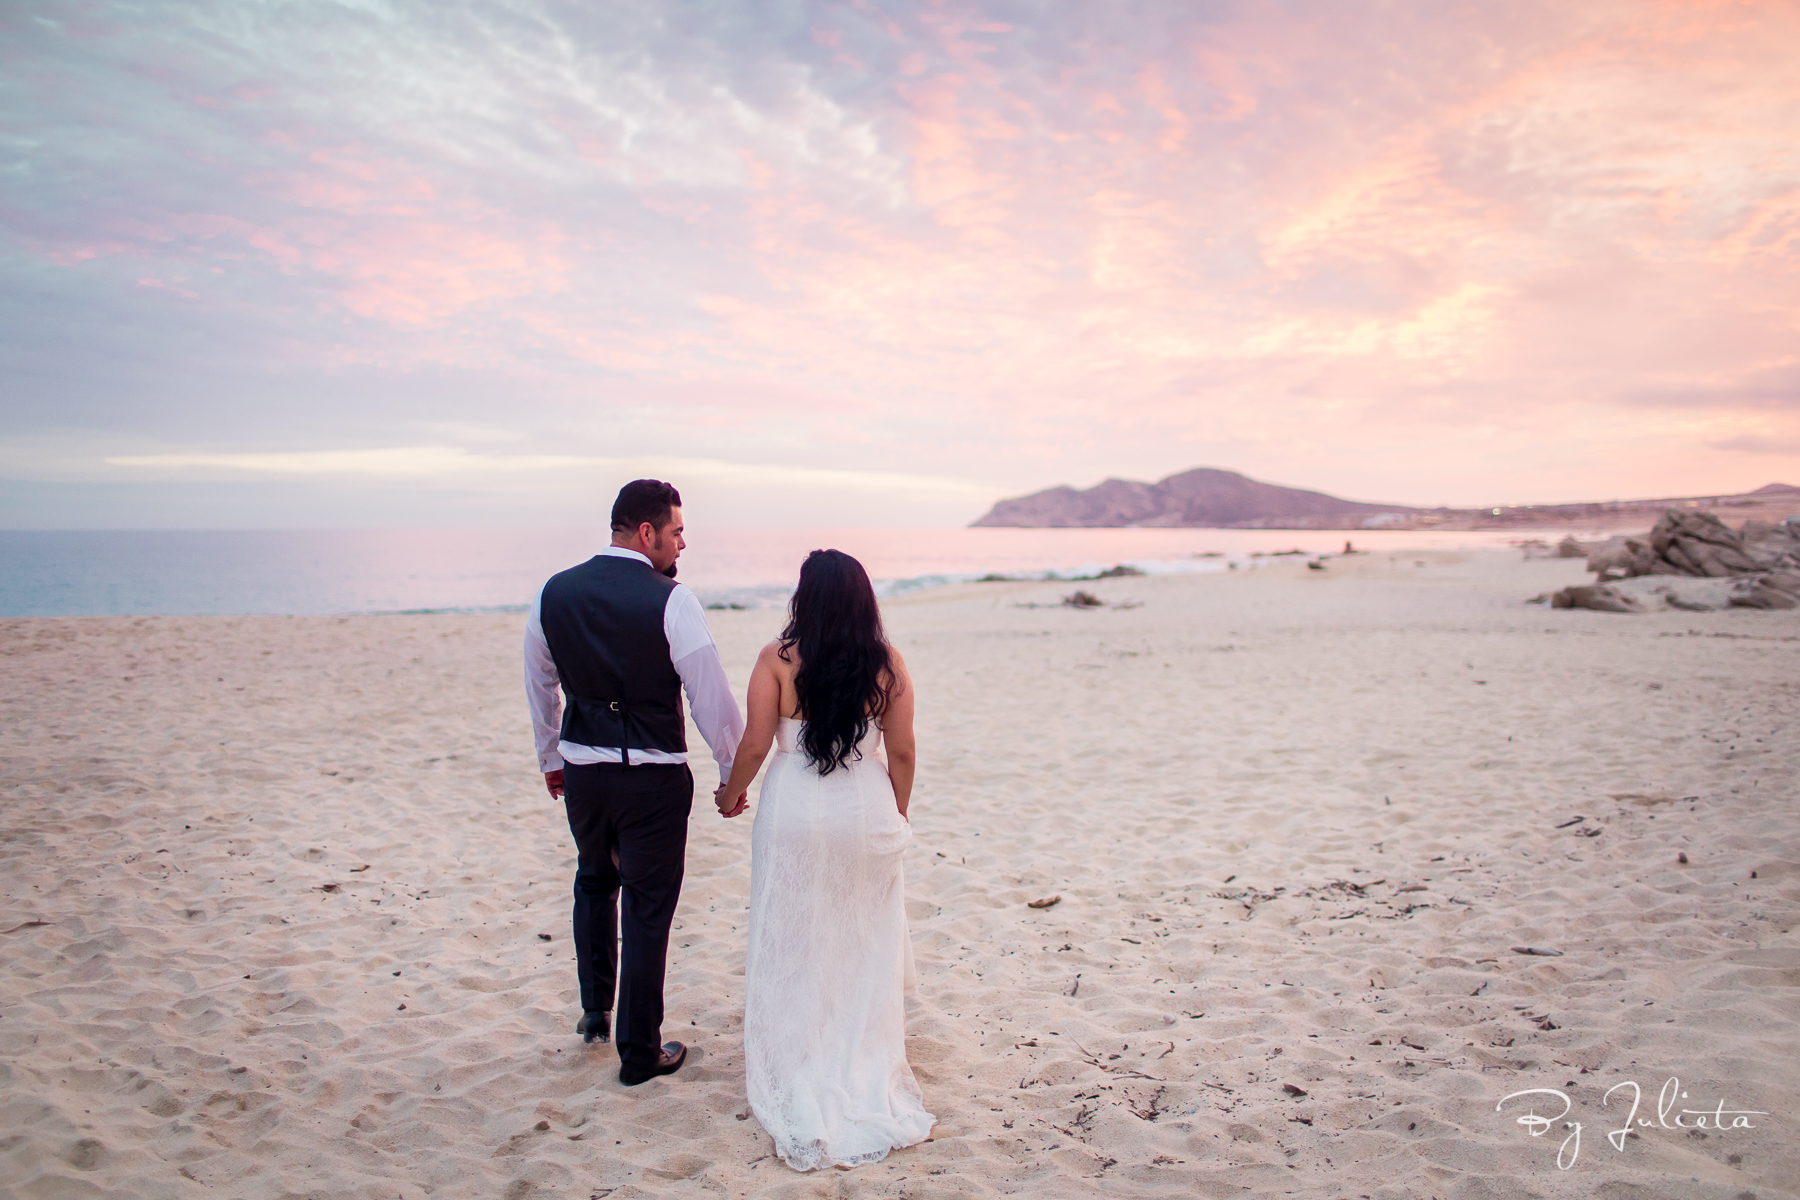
[881,643,911,691]
[758,640,797,672]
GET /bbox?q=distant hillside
[971,470,1800,531]
[971,467,1412,528]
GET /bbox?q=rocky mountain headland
[969,468,1405,528]
[971,468,1800,532]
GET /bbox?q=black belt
[566,694,674,766]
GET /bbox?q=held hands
[713,783,749,818]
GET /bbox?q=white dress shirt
[524,546,743,775]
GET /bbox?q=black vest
[539,554,686,761]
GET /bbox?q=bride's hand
[714,784,749,818]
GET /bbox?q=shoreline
[1,527,1629,619]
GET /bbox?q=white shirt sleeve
[665,585,744,775]
[523,585,565,773]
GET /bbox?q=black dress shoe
[618,1040,686,1086]
[576,1011,610,1044]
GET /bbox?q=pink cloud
[10,0,1799,511]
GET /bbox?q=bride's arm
[881,648,916,820]
[713,643,782,817]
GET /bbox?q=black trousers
[562,761,693,1070]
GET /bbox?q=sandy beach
[3,548,1797,1199]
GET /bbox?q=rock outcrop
[1562,510,1800,612]
[1587,510,1800,580]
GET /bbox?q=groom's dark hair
[611,479,682,534]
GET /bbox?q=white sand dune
[3,550,1796,1198]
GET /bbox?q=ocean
[0,527,1538,617]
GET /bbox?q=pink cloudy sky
[2,0,1796,527]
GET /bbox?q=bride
[712,549,936,1170]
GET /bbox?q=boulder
[1650,509,1741,553]
[1551,585,1646,613]
[1731,584,1800,610]
[1589,536,1671,579]
[1673,534,1759,576]
[1555,535,1587,558]
[1739,521,1800,570]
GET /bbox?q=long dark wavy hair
[780,549,894,775]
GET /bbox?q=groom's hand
[544,769,564,799]
[713,785,748,818]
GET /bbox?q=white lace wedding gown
[744,717,935,1171]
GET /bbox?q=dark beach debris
[1072,1040,1163,1081]
[350,864,371,873]
[1537,1018,1559,1031]
[317,883,341,893]
[537,932,553,941]
[1576,827,1602,838]
[1678,852,1689,864]
[1282,1084,1308,1098]
[1396,884,1428,893]
[1067,974,1081,997]
[1555,815,1586,829]
[1,919,52,935]
[1063,590,1105,608]
[1028,895,1062,909]
[1510,946,1563,957]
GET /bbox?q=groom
[524,479,745,1085]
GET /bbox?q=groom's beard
[661,561,678,579]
